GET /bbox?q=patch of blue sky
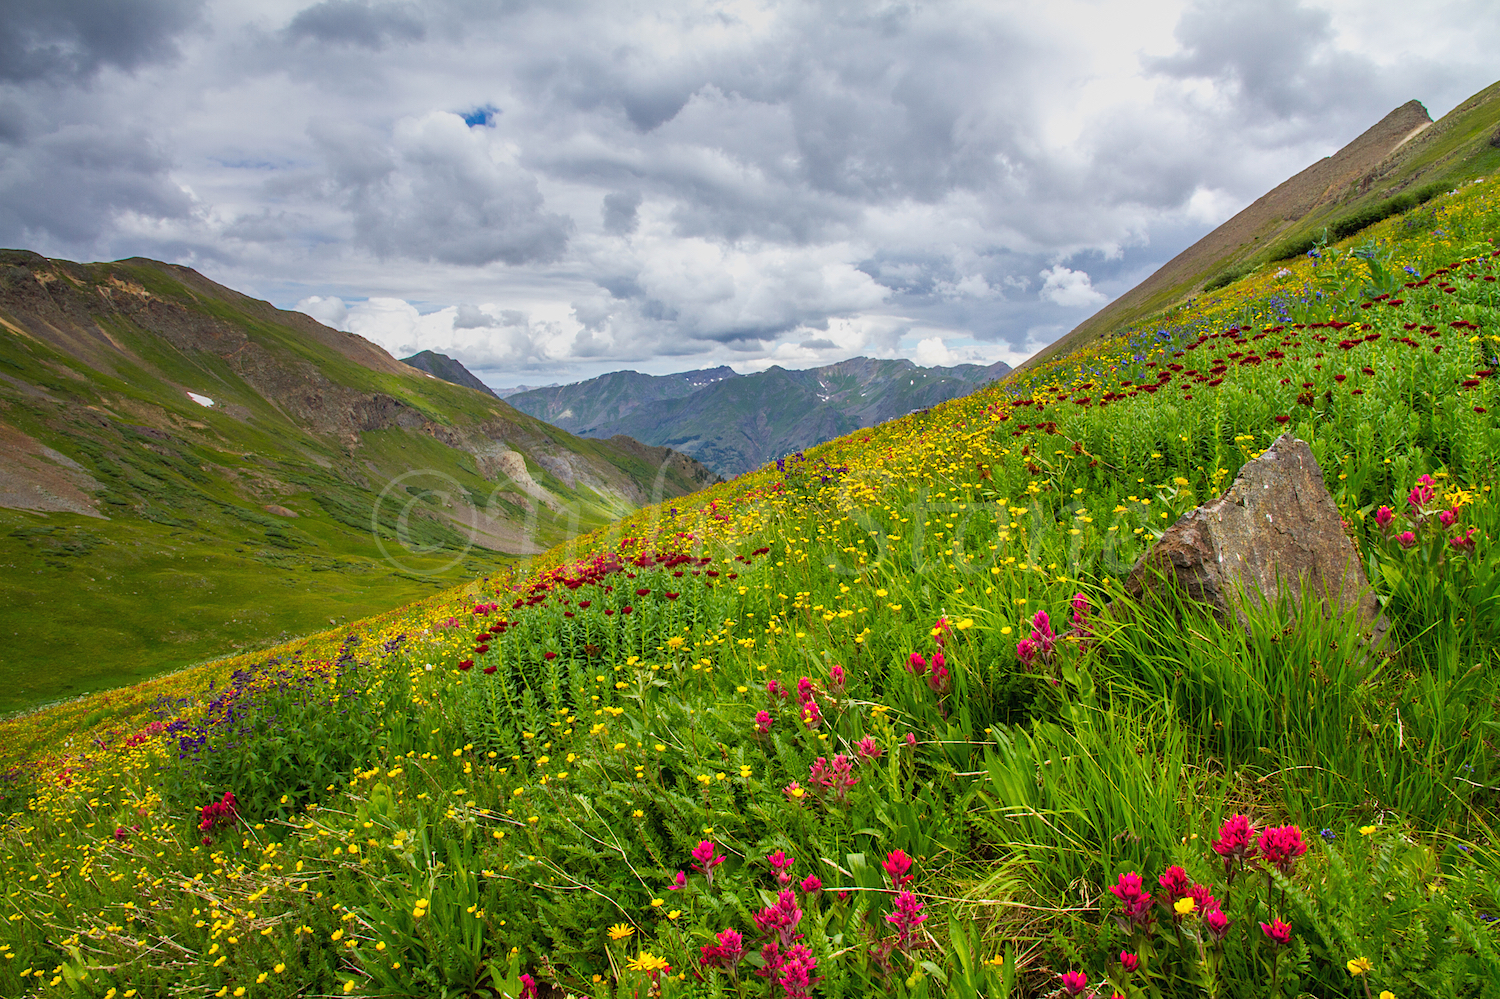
[461,105,499,127]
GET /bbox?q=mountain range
[504,357,1012,477]
[0,252,714,710]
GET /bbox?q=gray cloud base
[0,0,1494,379]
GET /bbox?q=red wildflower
[1256,825,1308,875]
[885,890,928,950]
[1108,872,1154,928]
[882,849,914,887]
[1260,919,1292,945]
[1059,971,1089,995]
[700,927,745,972]
[1158,865,1190,897]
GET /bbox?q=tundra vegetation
[2,178,1499,998]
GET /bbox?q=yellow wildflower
[627,951,672,973]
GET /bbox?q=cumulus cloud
[914,336,957,367]
[345,298,555,370]
[1038,265,1107,309]
[601,191,642,235]
[1149,0,1381,124]
[313,111,573,267]
[0,0,204,84]
[1,0,1495,380]
[285,0,425,49]
[0,121,194,245]
[296,295,349,328]
[453,303,497,329]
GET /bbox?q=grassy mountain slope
[510,356,1013,476]
[399,350,500,398]
[2,174,1495,998]
[0,251,715,712]
[1031,79,1500,370]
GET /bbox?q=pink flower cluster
[882,848,914,888]
[1256,824,1308,876]
[198,791,238,845]
[1156,866,1230,939]
[1378,475,1479,554]
[1082,815,1315,988]
[905,616,953,695]
[764,671,838,732]
[700,927,744,973]
[1016,593,1096,668]
[691,839,726,886]
[701,846,832,994]
[1015,609,1058,666]
[807,754,859,804]
[768,849,796,886]
[752,891,821,998]
[885,890,928,950]
[1106,872,1155,929]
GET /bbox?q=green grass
[0,255,709,715]
[0,175,1497,999]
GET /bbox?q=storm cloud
[0,0,1495,383]
[0,0,204,83]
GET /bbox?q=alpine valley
[0,254,715,710]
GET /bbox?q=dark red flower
[458,659,473,671]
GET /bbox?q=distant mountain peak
[400,350,498,398]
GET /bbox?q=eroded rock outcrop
[1122,434,1385,642]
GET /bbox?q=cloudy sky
[3,1,1496,388]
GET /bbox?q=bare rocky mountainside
[0,251,716,709]
[507,356,1012,477]
[1029,78,1500,369]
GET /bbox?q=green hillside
[0,169,1496,998]
[0,252,715,712]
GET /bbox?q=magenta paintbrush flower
[1260,918,1293,945]
[1108,871,1155,927]
[882,848,914,887]
[1256,825,1308,875]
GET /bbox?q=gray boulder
[1121,434,1386,643]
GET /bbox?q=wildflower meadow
[3,177,1500,998]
